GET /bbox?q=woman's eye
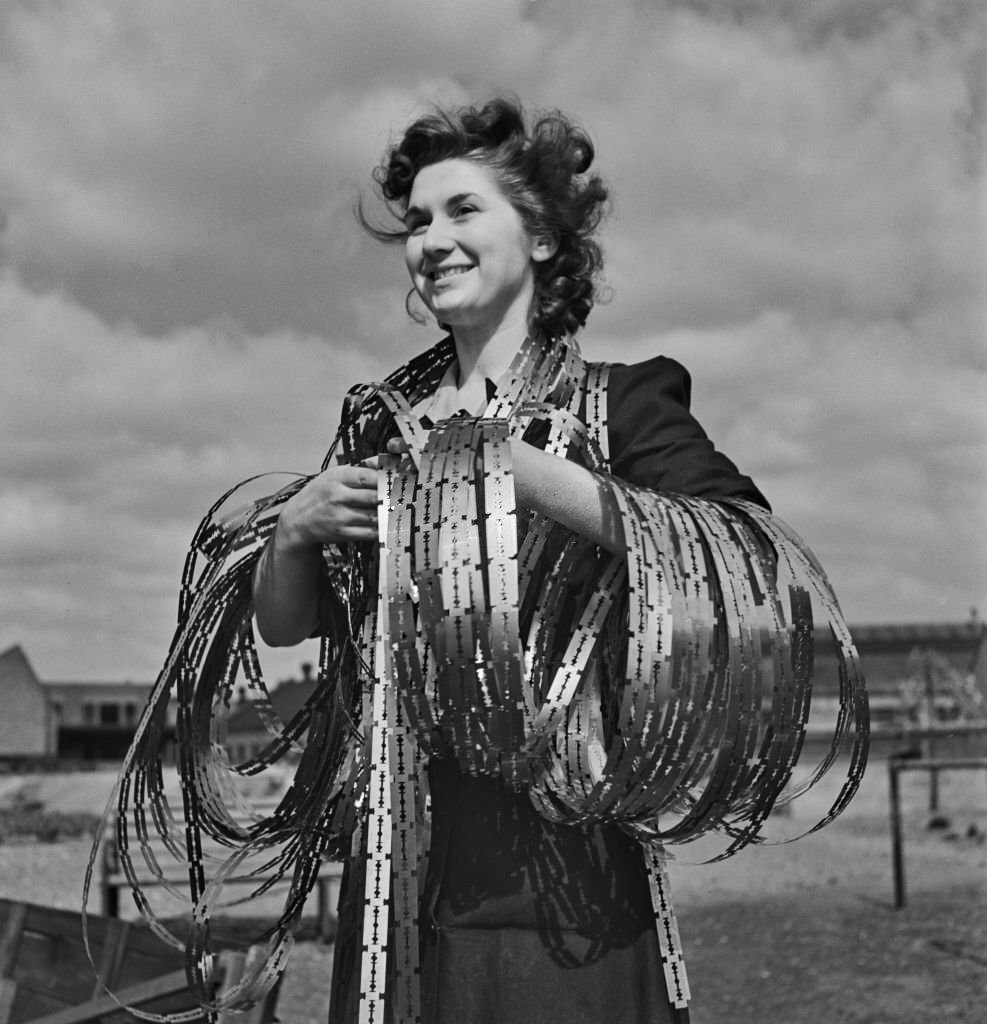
[453,204,477,218]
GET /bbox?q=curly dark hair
[366,97,609,338]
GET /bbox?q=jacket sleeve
[605,355,770,509]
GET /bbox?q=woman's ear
[530,234,558,263]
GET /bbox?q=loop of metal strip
[89,334,868,1021]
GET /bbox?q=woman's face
[403,158,549,338]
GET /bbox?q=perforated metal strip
[88,335,868,1022]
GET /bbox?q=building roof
[842,620,986,651]
[225,675,320,733]
[0,645,34,670]
[9,619,986,720]
[0,645,42,687]
[814,619,986,697]
[41,678,154,688]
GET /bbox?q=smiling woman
[102,97,867,1024]
[402,159,554,349]
[368,98,607,357]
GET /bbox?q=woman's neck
[451,315,530,390]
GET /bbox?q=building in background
[223,662,319,765]
[0,646,52,761]
[812,617,987,731]
[2,618,985,765]
[0,645,176,765]
[41,679,169,762]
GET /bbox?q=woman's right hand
[254,463,380,646]
[276,464,380,551]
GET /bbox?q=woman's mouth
[429,265,473,282]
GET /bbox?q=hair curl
[366,97,609,338]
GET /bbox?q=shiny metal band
[87,334,867,1022]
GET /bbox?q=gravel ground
[0,758,983,1023]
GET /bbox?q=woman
[249,97,863,1023]
[96,98,866,1024]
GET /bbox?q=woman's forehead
[407,158,505,207]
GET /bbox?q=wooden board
[0,899,279,1023]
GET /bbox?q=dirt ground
[0,757,983,1023]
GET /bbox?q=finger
[382,451,414,469]
[343,508,378,538]
[343,466,379,490]
[346,509,378,532]
[386,437,409,454]
[345,484,380,506]
[338,526,378,543]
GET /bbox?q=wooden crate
[0,899,279,1023]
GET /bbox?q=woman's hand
[253,442,415,646]
[254,463,380,646]
[276,464,380,551]
[381,436,411,468]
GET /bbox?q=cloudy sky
[1,0,984,682]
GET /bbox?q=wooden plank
[213,949,280,1024]
[0,900,190,1019]
[215,950,245,1024]
[0,904,27,976]
[0,897,280,1023]
[3,985,65,1021]
[13,918,130,1007]
[100,804,293,897]
[91,916,129,998]
[0,978,18,1024]
[23,951,281,1024]
[113,942,186,989]
[22,969,192,1024]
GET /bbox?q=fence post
[888,757,905,909]
[100,816,121,917]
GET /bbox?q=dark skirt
[329,758,688,1023]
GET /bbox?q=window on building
[83,703,95,724]
[124,703,137,725]
[99,703,120,726]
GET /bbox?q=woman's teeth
[433,266,471,281]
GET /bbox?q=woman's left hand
[381,436,411,469]
[380,434,538,496]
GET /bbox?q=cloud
[584,302,987,626]
[0,0,548,336]
[571,1,983,334]
[0,270,388,677]
[3,1,980,335]
[0,0,983,678]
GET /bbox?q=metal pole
[924,652,939,813]
[888,757,905,909]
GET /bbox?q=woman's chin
[428,304,473,329]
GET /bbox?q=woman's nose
[421,217,453,257]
